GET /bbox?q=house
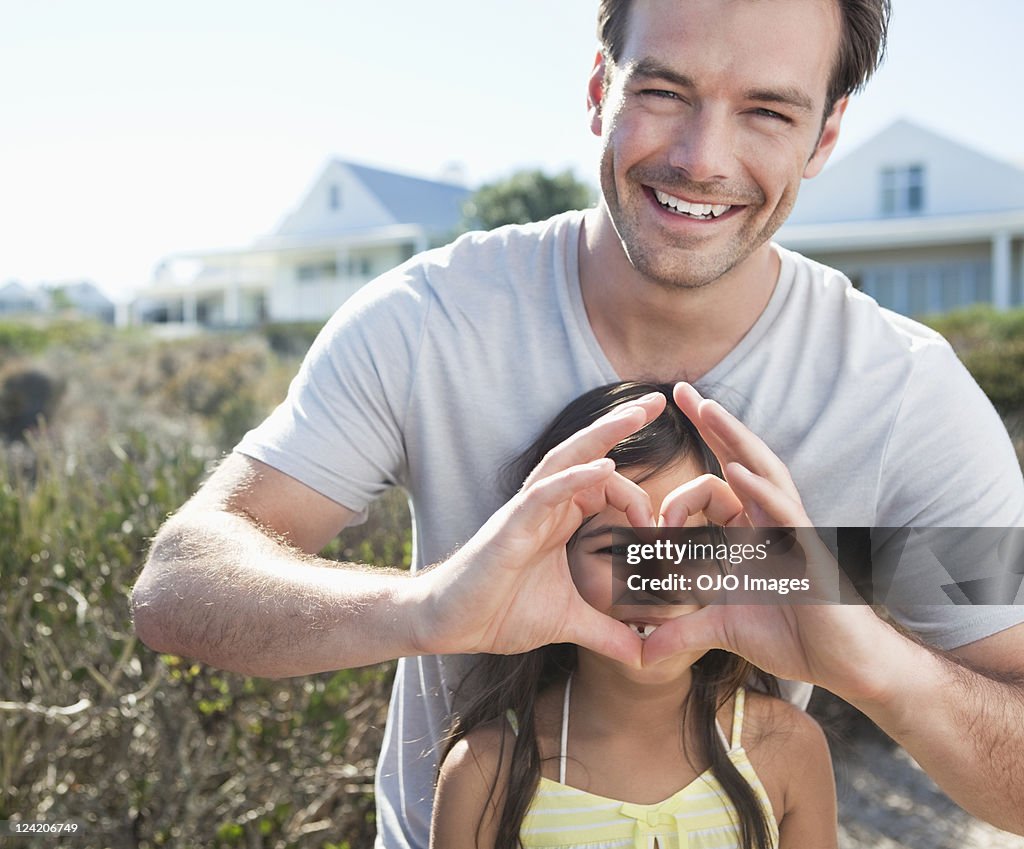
[133,161,471,328]
[51,281,116,323]
[0,280,114,323]
[0,281,48,316]
[777,119,1024,316]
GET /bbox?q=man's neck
[578,206,781,383]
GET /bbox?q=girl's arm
[431,725,512,849]
[773,705,838,849]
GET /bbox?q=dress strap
[731,687,747,751]
[714,716,730,751]
[559,672,573,784]
[505,708,519,737]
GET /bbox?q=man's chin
[628,253,737,292]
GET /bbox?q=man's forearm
[847,632,1024,834]
[131,510,427,677]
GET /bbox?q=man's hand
[409,392,668,668]
[642,383,897,702]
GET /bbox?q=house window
[296,260,338,282]
[345,256,373,277]
[880,164,925,215]
[329,184,341,211]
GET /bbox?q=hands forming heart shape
[417,382,890,700]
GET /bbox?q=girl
[431,382,837,849]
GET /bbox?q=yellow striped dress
[511,683,778,849]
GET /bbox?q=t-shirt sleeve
[234,265,430,513]
[874,338,1024,648]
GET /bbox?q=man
[132,0,1024,845]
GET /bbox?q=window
[345,256,373,277]
[880,164,925,215]
[328,184,341,211]
[296,261,338,282]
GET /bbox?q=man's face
[590,0,846,290]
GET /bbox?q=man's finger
[723,462,808,527]
[673,382,735,462]
[640,605,728,666]
[564,599,643,667]
[525,392,666,485]
[518,459,616,526]
[658,473,746,528]
[674,383,798,498]
[601,470,657,529]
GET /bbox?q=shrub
[2,426,407,847]
[0,363,66,440]
[924,307,1024,454]
[2,322,410,847]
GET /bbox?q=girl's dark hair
[441,382,778,849]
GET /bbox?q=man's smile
[652,188,733,220]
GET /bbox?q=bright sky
[2,1,1022,302]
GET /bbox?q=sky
[2,0,1023,302]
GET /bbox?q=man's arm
[853,622,1024,835]
[130,453,424,677]
[649,383,1024,834]
[132,395,665,677]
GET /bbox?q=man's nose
[666,107,735,185]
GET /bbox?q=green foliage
[461,168,596,230]
[923,305,1024,419]
[0,317,110,357]
[0,362,66,440]
[260,321,326,358]
[2,320,409,847]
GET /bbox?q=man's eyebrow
[744,86,815,114]
[627,58,696,90]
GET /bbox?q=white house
[0,281,48,316]
[0,280,114,322]
[133,160,471,328]
[778,120,1024,316]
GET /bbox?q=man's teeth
[627,622,659,640]
[654,189,731,219]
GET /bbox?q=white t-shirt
[236,210,1024,849]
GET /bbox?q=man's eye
[597,544,632,556]
[751,107,792,124]
[639,88,681,100]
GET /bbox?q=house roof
[342,161,470,232]
[0,281,45,306]
[264,159,472,244]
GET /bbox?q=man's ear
[588,51,608,137]
[804,96,848,179]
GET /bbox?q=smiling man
[132,1,1024,846]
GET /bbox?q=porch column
[183,291,197,324]
[992,230,1011,311]
[224,283,241,326]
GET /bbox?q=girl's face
[568,458,708,642]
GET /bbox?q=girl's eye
[596,544,631,557]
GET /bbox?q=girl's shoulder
[739,689,833,821]
[434,719,516,846]
[741,689,828,747]
[442,716,516,780]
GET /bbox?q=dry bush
[2,324,410,848]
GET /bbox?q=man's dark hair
[597,0,891,117]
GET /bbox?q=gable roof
[266,159,472,244]
[343,161,470,232]
[785,119,1024,226]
